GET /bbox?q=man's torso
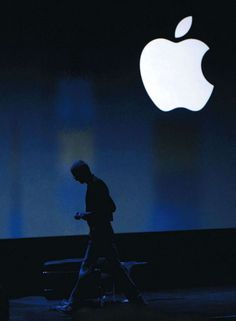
[85,175,116,239]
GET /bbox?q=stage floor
[10,286,236,321]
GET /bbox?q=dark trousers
[68,238,140,304]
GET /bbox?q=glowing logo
[140,16,214,112]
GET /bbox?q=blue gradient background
[0,1,235,238]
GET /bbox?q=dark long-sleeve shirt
[85,175,116,238]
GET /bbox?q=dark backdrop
[0,0,235,238]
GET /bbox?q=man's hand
[74,212,88,220]
[74,212,82,220]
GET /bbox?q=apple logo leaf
[175,16,193,38]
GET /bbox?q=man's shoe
[51,301,79,314]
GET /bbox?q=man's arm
[75,180,116,221]
[74,212,94,220]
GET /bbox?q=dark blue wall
[0,0,235,238]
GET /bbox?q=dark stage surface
[10,286,236,321]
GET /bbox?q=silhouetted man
[56,160,145,313]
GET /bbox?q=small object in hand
[74,212,81,220]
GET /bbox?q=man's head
[70,160,92,184]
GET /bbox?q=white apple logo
[140,16,214,112]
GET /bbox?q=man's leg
[104,242,143,302]
[68,240,99,305]
[55,240,99,313]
